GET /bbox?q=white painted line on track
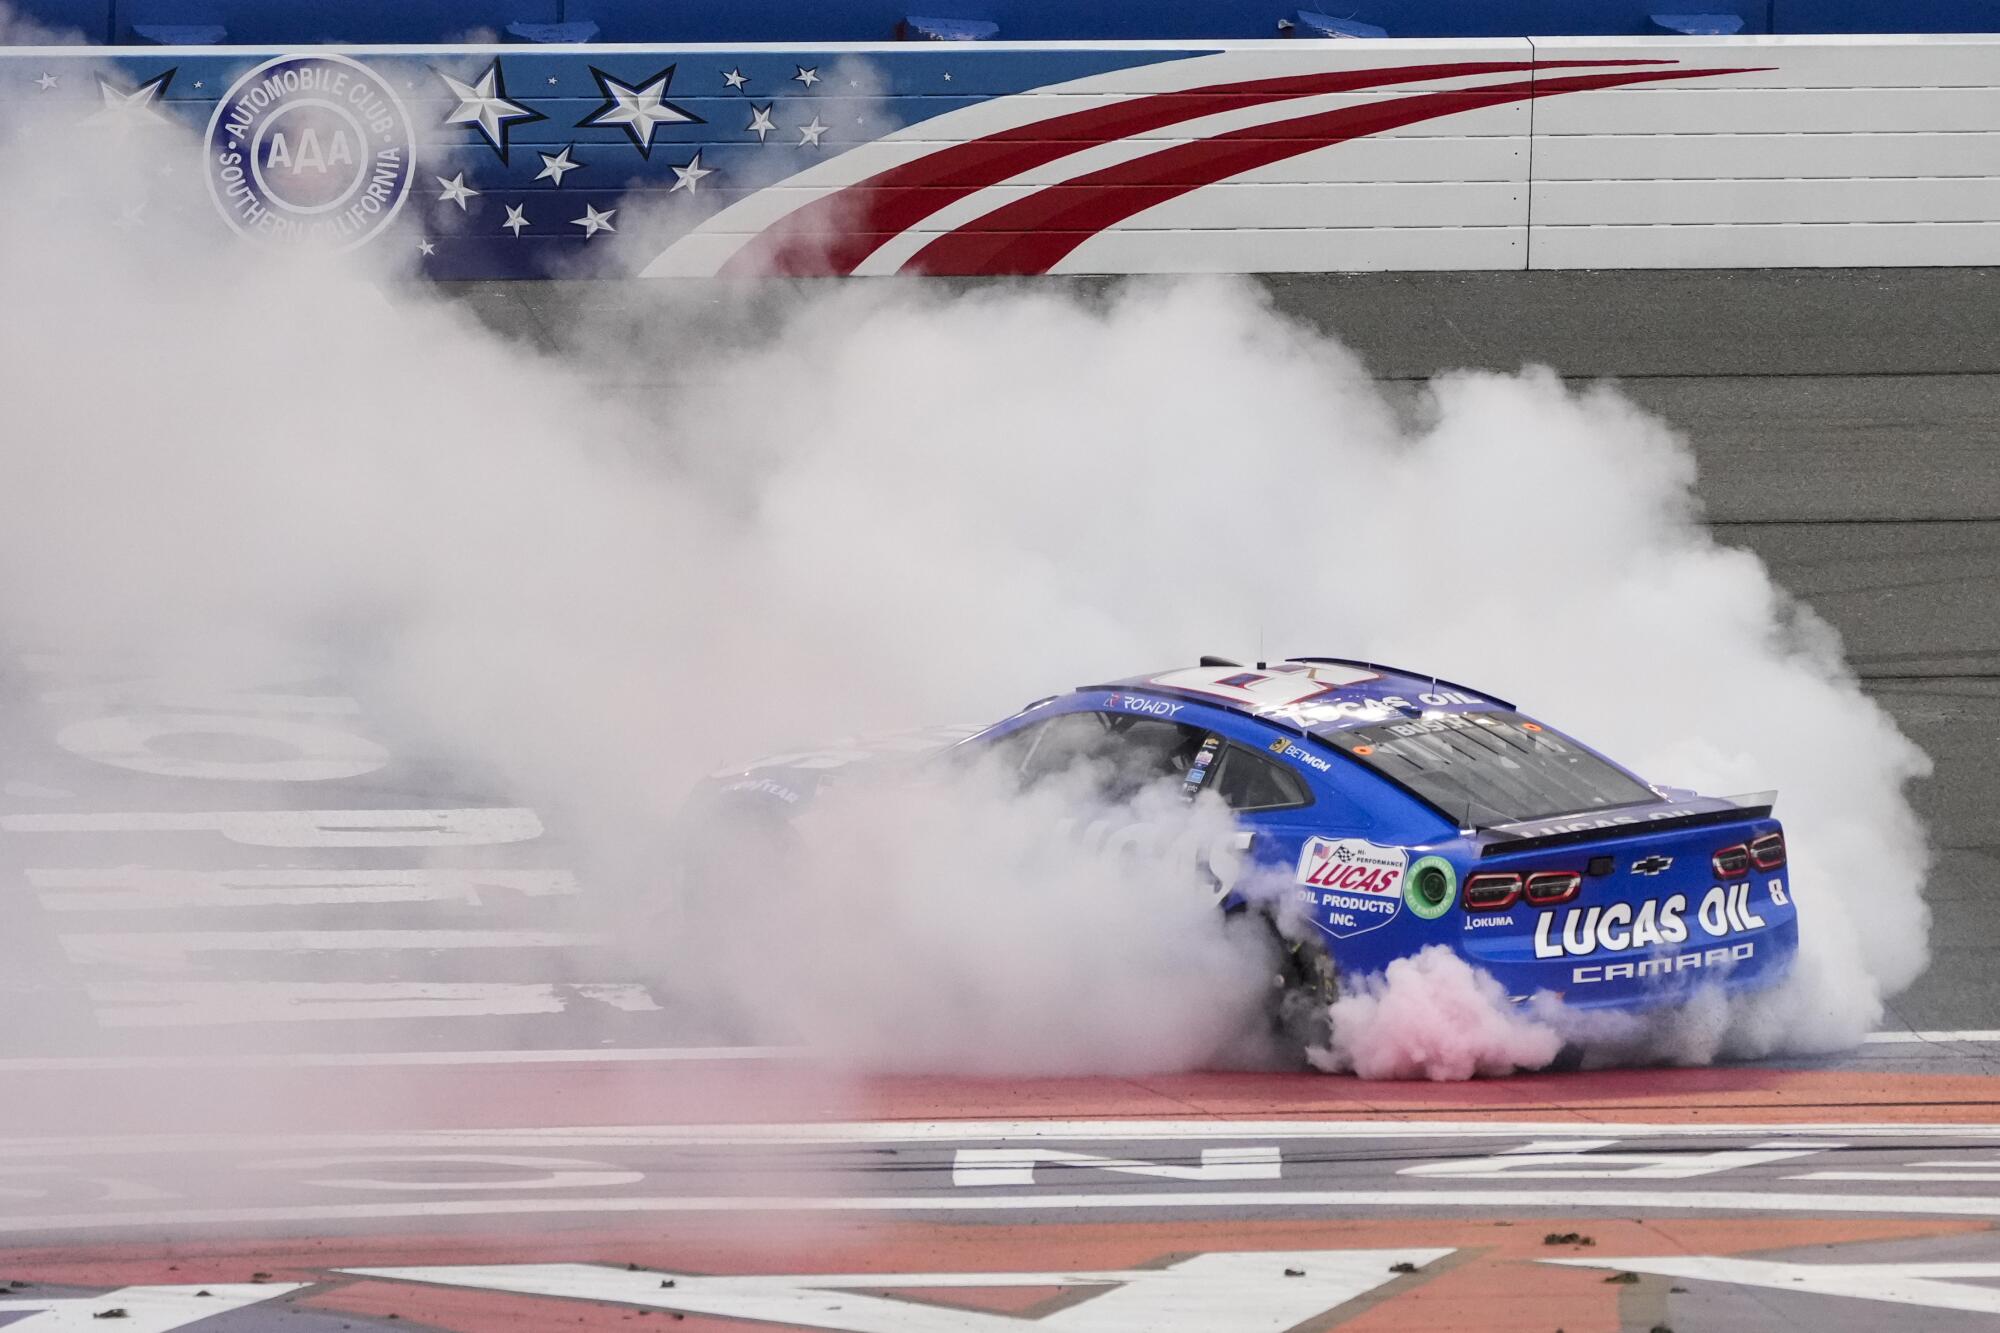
[7,1032,1971,1065]
[1,808,545,846]
[1802,1171,2000,1182]
[82,981,659,1027]
[28,867,582,911]
[1864,1030,2000,1044]
[1547,1256,2000,1315]
[0,1045,803,1072]
[4,1121,1999,1158]
[62,929,604,961]
[24,1186,2000,1233]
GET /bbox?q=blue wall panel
[1773,0,2000,33]
[3,0,1994,43]
[8,0,111,41]
[113,0,564,45]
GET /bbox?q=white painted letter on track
[952,1146,1280,1187]
[348,1250,1449,1332]
[56,713,389,781]
[0,1284,305,1330]
[1400,1138,1835,1180]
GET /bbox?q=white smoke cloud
[704,762,1279,1074]
[1310,946,1565,1081]
[0,95,1930,1080]
[0,3,84,43]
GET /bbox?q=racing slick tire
[1265,910,1338,1062]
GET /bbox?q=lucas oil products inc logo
[1295,836,1408,939]
[205,53,415,249]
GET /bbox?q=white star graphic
[502,204,530,237]
[535,145,583,185]
[722,68,748,90]
[669,152,713,194]
[438,61,542,159]
[418,238,436,256]
[746,104,776,142]
[572,204,616,237]
[579,65,700,158]
[436,172,480,210]
[942,72,953,82]
[89,71,173,128]
[34,72,57,91]
[793,65,819,87]
[798,116,829,147]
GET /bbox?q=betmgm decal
[205,53,415,249]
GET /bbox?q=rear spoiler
[1477,791,1776,858]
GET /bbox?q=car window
[1325,709,1657,825]
[1014,710,1209,800]
[1211,745,1310,812]
[987,711,1314,814]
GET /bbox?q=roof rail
[1283,657,1514,711]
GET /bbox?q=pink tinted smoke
[1310,945,1564,1081]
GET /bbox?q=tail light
[1464,872,1522,911]
[1712,844,1750,879]
[1524,871,1582,906]
[1749,831,1786,871]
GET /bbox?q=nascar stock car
[689,658,1798,1049]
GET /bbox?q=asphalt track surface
[1,268,1995,1329]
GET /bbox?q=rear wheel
[1266,913,1338,1060]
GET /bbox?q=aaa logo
[205,53,414,249]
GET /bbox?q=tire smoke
[0,98,1931,1080]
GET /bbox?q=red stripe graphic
[719,59,1670,277]
[905,66,1758,276]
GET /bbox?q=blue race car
[696,657,1798,1044]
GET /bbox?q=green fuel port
[1406,856,1457,919]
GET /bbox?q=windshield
[1324,710,1659,825]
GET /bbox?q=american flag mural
[0,44,1745,278]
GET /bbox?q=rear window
[1325,711,1658,825]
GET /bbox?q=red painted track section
[6,1215,1993,1331]
[8,1055,1999,1329]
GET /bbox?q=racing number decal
[1149,664,1378,711]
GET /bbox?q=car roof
[1084,658,1515,739]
